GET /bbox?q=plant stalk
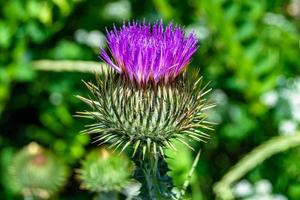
[133,151,174,200]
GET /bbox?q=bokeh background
[0,0,300,199]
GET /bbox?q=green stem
[133,151,174,200]
[180,149,202,198]
[214,133,300,200]
[32,60,107,74]
[144,154,162,199]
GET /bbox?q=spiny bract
[9,143,69,199]
[78,148,133,192]
[77,70,213,157]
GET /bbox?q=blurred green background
[0,0,299,199]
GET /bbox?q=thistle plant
[8,142,69,200]
[78,20,214,199]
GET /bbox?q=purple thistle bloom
[100,20,198,84]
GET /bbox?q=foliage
[0,0,299,199]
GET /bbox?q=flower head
[78,148,133,192]
[100,20,198,85]
[9,143,69,198]
[78,20,213,158]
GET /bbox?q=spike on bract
[77,70,214,157]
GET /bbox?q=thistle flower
[100,20,198,85]
[78,148,133,193]
[8,143,69,199]
[78,20,213,158]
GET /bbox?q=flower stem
[133,151,174,200]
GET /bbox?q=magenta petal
[99,20,198,85]
[100,49,122,73]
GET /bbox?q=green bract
[78,148,133,192]
[78,70,214,158]
[9,143,69,199]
